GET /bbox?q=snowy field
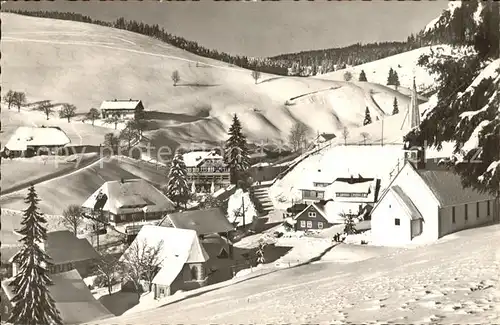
[87,224,500,324]
[2,13,419,146]
[317,45,453,92]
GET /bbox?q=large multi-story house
[81,178,176,224]
[99,99,144,120]
[183,150,230,193]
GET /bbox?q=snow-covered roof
[99,99,142,110]
[158,208,235,235]
[82,179,175,215]
[183,150,224,168]
[4,126,71,151]
[390,185,423,220]
[2,270,113,324]
[120,225,209,287]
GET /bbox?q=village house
[120,225,209,300]
[9,230,100,278]
[81,178,176,224]
[157,207,236,259]
[183,150,231,193]
[2,269,114,324]
[314,132,337,145]
[298,170,336,204]
[99,99,144,119]
[370,159,499,247]
[1,126,71,158]
[157,207,235,238]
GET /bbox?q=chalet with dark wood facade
[81,179,176,224]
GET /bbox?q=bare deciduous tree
[119,121,140,151]
[37,100,53,120]
[103,133,120,155]
[3,90,16,110]
[171,70,180,86]
[96,253,121,295]
[342,127,350,145]
[59,103,77,123]
[62,205,83,236]
[360,132,370,145]
[104,114,121,130]
[251,70,261,84]
[121,239,164,297]
[13,91,27,113]
[86,108,100,126]
[288,121,308,152]
[343,71,353,82]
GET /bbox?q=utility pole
[242,196,246,228]
[381,117,384,147]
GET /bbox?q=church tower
[403,77,426,169]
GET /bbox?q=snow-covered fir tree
[363,107,372,126]
[408,1,500,196]
[358,69,368,81]
[224,114,250,184]
[387,68,400,87]
[392,97,399,115]
[165,152,190,208]
[8,185,63,325]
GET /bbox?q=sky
[2,0,448,57]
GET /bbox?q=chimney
[120,178,125,184]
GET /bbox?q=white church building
[370,78,499,247]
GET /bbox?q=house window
[159,287,165,295]
[452,206,456,223]
[318,222,324,229]
[395,218,400,226]
[302,191,310,198]
[464,204,468,221]
[487,200,491,215]
[306,221,313,228]
[317,191,324,199]
[308,212,316,218]
[477,202,480,219]
[190,265,198,280]
[300,221,306,228]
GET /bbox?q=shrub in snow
[342,213,358,235]
[256,239,267,264]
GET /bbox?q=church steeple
[409,77,420,129]
[403,76,426,170]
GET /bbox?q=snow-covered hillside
[87,224,500,325]
[227,189,257,227]
[316,45,453,92]
[1,13,419,147]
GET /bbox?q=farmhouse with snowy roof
[81,178,176,224]
[183,150,230,193]
[370,159,499,247]
[158,207,235,237]
[120,225,209,300]
[99,99,144,119]
[1,126,71,158]
[2,270,113,324]
[8,230,100,278]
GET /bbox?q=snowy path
[89,224,500,324]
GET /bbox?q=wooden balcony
[187,167,230,174]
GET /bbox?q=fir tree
[392,97,399,115]
[363,107,372,126]
[224,114,250,185]
[165,152,190,208]
[358,69,368,81]
[387,68,395,85]
[7,185,63,325]
[393,70,400,87]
